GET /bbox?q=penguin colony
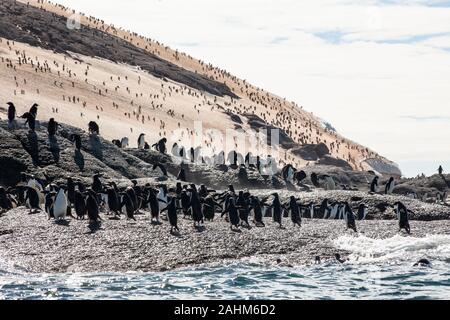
[0,1,388,175]
[0,102,414,236]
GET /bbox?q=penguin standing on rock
[222,197,240,231]
[385,177,395,195]
[121,192,137,221]
[88,121,100,135]
[370,176,379,193]
[357,204,368,220]
[47,118,58,137]
[137,133,146,149]
[23,186,41,214]
[7,102,16,129]
[44,191,57,219]
[20,112,36,131]
[29,103,38,119]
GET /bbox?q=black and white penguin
[222,197,240,230]
[23,186,41,213]
[154,138,167,154]
[86,190,100,223]
[53,187,70,221]
[227,151,238,166]
[202,195,221,221]
[270,193,283,228]
[7,102,16,127]
[393,202,411,234]
[137,133,146,149]
[180,190,191,218]
[370,176,379,193]
[44,191,57,219]
[121,192,137,221]
[157,185,168,213]
[112,139,121,148]
[343,202,357,232]
[29,103,38,119]
[319,199,331,219]
[88,121,100,135]
[236,191,251,228]
[189,185,204,227]
[47,118,58,137]
[161,196,180,233]
[74,190,87,219]
[92,174,103,194]
[357,204,368,220]
[106,187,121,217]
[249,196,265,227]
[286,196,301,227]
[146,187,160,223]
[21,112,36,131]
[121,137,129,148]
[385,177,395,195]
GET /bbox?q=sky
[55,0,450,177]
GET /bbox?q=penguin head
[7,102,14,107]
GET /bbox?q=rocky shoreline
[1,206,449,273]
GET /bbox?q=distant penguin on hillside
[294,170,307,185]
[137,133,146,149]
[385,177,395,195]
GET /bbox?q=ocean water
[1,234,449,300]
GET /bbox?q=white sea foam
[333,234,450,264]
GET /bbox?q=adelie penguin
[343,202,357,232]
[269,193,283,228]
[222,197,240,231]
[86,189,101,223]
[74,190,87,219]
[137,133,146,149]
[23,186,41,214]
[285,196,302,227]
[249,196,265,227]
[370,176,379,193]
[385,177,395,195]
[7,102,16,129]
[357,204,368,220]
[88,121,100,135]
[236,191,251,228]
[202,195,221,221]
[105,187,121,217]
[153,138,167,154]
[53,186,71,221]
[20,112,36,131]
[161,196,181,234]
[121,192,137,221]
[47,118,58,137]
[394,202,411,234]
[188,185,204,228]
[29,103,38,119]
